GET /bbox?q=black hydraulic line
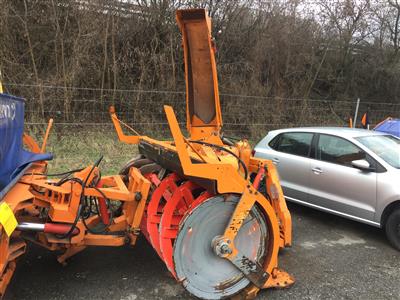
[80,185,114,234]
[25,168,84,177]
[54,177,84,239]
[55,156,103,239]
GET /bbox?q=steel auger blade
[159,180,198,276]
[144,173,179,258]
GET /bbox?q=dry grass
[27,127,137,175]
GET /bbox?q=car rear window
[270,132,313,157]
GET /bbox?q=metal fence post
[353,98,360,128]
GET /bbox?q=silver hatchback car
[254,127,400,249]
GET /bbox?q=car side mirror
[351,159,375,172]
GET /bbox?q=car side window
[317,134,365,167]
[271,132,313,157]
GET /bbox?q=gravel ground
[5,203,400,300]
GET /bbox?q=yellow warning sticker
[0,202,18,237]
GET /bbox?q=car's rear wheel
[385,208,400,250]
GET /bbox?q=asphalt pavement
[5,203,400,300]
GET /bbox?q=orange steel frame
[0,132,152,295]
[0,8,293,299]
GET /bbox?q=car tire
[385,208,400,250]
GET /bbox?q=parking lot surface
[5,203,400,300]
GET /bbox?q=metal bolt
[220,243,232,254]
[135,192,142,201]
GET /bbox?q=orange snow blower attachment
[0,8,293,300]
[110,8,294,299]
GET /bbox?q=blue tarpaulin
[0,93,52,199]
[374,118,400,138]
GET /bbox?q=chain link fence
[4,83,399,173]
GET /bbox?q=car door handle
[312,167,323,174]
[272,158,280,164]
